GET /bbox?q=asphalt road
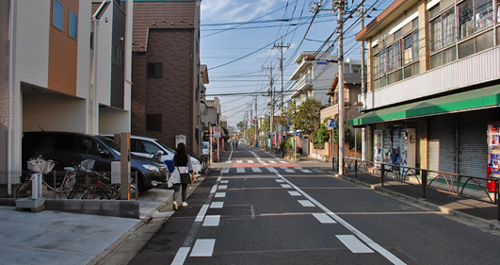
[128,144,500,265]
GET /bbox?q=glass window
[69,11,77,39]
[459,38,475,58]
[442,9,456,47]
[412,17,419,29]
[53,135,75,151]
[443,46,457,64]
[394,29,402,40]
[77,138,100,155]
[388,40,401,70]
[474,0,493,31]
[429,4,441,18]
[142,141,163,154]
[404,31,419,64]
[52,0,64,31]
[430,17,443,51]
[430,52,442,69]
[476,30,494,52]
[459,0,474,39]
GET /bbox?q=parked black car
[22,131,168,191]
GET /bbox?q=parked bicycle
[17,156,76,199]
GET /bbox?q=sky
[199,0,392,130]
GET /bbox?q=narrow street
[128,144,500,265]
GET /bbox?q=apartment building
[289,51,362,106]
[352,0,500,178]
[1,0,132,188]
[130,0,203,155]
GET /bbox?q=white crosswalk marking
[203,215,221,227]
[218,185,227,190]
[221,169,229,174]
[248,160,254,163]
[299,169,312,173]
[252,167,262,173]
[171,247,190,265]
[298,200,315,207]
[275,179,285,183]
[236,160,243,163]
[190,239,216,257]
[236,167,245,173]
[336,235,374,253]
[279,161,288,163]
[281,184,292,189]
[312,213,337,224]
[267,167,278,173]
[215,192,226,198]
[269,160,277,163]
[288,191,301,196]
[281,167,295,173]
[210,202,224,208]
[220,180,229,184]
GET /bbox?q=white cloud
[201,0,284,23]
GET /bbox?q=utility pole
[360,5,367,162]
[274,36,290,144]
[255,96,258,147]
[335,0,346,175]
[263,63,274,149]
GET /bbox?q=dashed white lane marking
[171,247,190,265]
[236,160,243,163]
[215,192,226,198]
[221,169,229,174]
[210,202,224,208]
[217,177,222,181]
[218,185,228,190]
[298,200,316,207]
[275,179,285,183]
[252,167,262,173]
[220,180,229,184]
[336,235,374,253]
[203,215,221,227]
[210,184,218,194]
[312,213,337,224]
[288,191,301,196]
[267,167,278,173]
[236,167,245,173]
[280,184,292,189]
[248,160,254,163]
[190,239,216,257]
[195,204,209,222]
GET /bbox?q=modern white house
[1,0,133,195]
[289,51,362,106]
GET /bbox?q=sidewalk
[0,188,174,265]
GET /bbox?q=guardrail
[332,157,500,221]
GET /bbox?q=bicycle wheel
[16,181,33,198]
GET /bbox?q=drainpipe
[7,0,15,195]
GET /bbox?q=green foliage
[237,121,245,132]
[311,124,330,149]
[280,139,291,152]
[295,98,323,134]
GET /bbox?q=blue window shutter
[52,0,63,31]
[69,11,78,39]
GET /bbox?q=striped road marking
[236,160,243,163]
[195,204,209,222]
[236,167,245,173]
[220,180,229,184]
[210,184,218,194]
[280,184,292,189]
[267,167,278,173]
[190,239,216,257]
[275,179,285,183]
[336,235,374,253]
[252,167,262,173]
[221,169,229,174]
[269,160,277,163]
[248,160,254,163]
[215,192,226,198]
[210,202,224,208]
[298,200,316,207]
[218,185,228,190]
[312,213,337,224]
[203,215,221,227]
[288,191,301,196]
[281,167,295,173]
[171,247,190,265]
[299,168,313,173]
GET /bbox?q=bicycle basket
[27,158,56,174]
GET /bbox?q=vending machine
[487,122,500,191]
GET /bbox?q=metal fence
[333,157,500,221]
[0,170,138,200]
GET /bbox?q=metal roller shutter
[428,114,457,174]
[458,109,499,177]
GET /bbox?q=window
[431,9,455,52]
[459,0,493,39]
[52,0,64,31]
[147,63,162,78]
[388,40,401,70]
[404,31,419,64]
[77,138,100,155]
[146,114,162,131]
[69,11,78,39]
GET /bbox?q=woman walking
[172,142,194,210]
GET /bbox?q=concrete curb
[324,170,500,231]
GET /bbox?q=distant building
[130,0,203,154]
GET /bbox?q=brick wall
[131,29,195,153]
[48,0,78,96]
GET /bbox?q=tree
[295,98,323,134]
[236,121,245,132]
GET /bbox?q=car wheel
[132,170,145,192]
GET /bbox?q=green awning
[349,84,500,126]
